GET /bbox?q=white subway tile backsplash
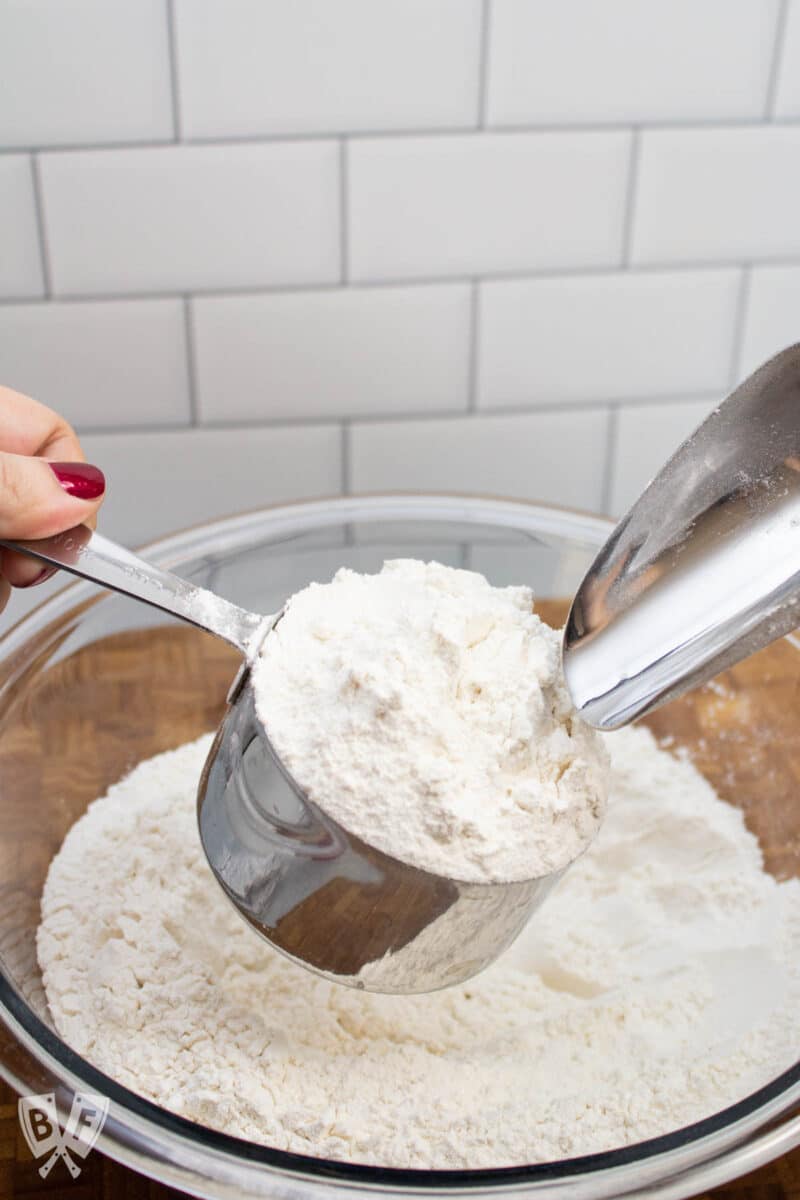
[0,156,44,297]
[487,0,777,126]
[193,284,470,422]
[175,0,481,137]
[3,0,800,556]
[738,266,800,379]
[609,397,717,515]
[632,127,800,265]
[0,299,190,429]
[40,142,340,296]
[0,0,172,149]
[350,409,609,510]
[348,132,631,281]
[478,269,739,409]
[775,0,800,118]
[79,424,342,546]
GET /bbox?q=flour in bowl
[253,559,608,882]
[38,726,800,1169]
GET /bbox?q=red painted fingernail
[49,462,105,500]
[18,566,57,589]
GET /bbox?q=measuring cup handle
[1,525,267,657]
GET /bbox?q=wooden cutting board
[1,619,799,1200]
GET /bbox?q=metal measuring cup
[2,523,560,993]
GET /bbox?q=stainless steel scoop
[1,522,560,993]
[562,342,800,729]
[6,343,799,994]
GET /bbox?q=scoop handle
[1,526,266,657]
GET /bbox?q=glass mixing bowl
[1,494,799,1200]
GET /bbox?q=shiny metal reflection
[563,343,800,729]
[197,680,561,994]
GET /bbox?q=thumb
[0,454,105,541]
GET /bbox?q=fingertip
[2,549,56,588]
[1,548,48,587]
[19,566,57,589]
[0,452,105,542]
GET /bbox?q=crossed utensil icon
[18,1091,109,1179]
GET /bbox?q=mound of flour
[253,560,608,882]
[38,727,800,1169]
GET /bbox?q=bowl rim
[2,492,800,1199]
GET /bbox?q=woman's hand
[0,386,105,613]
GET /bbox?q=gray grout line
[600,405,620,516]
[728,266,752,388]
[477,0,492,129]
[73,390,724,439]
[183,296,199,423]
[765,0,790,118]
[165,0,183,141]
[467,281,481,412]
[0,295,49,306]
[3,116,800,156]
[78,416,342,437]
[339,139,349,284]
[0,137,174,156]
[2,256,784,309]
[36,281,344,305]
[29,154,53,298]
[620,129,641,266]
[481,115,800,133]
[340,422,351,495]
[79,421,195,436]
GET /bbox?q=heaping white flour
[38,726,800,1169]
[253,559,608,882]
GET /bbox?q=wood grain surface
[1,615,799,1200]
